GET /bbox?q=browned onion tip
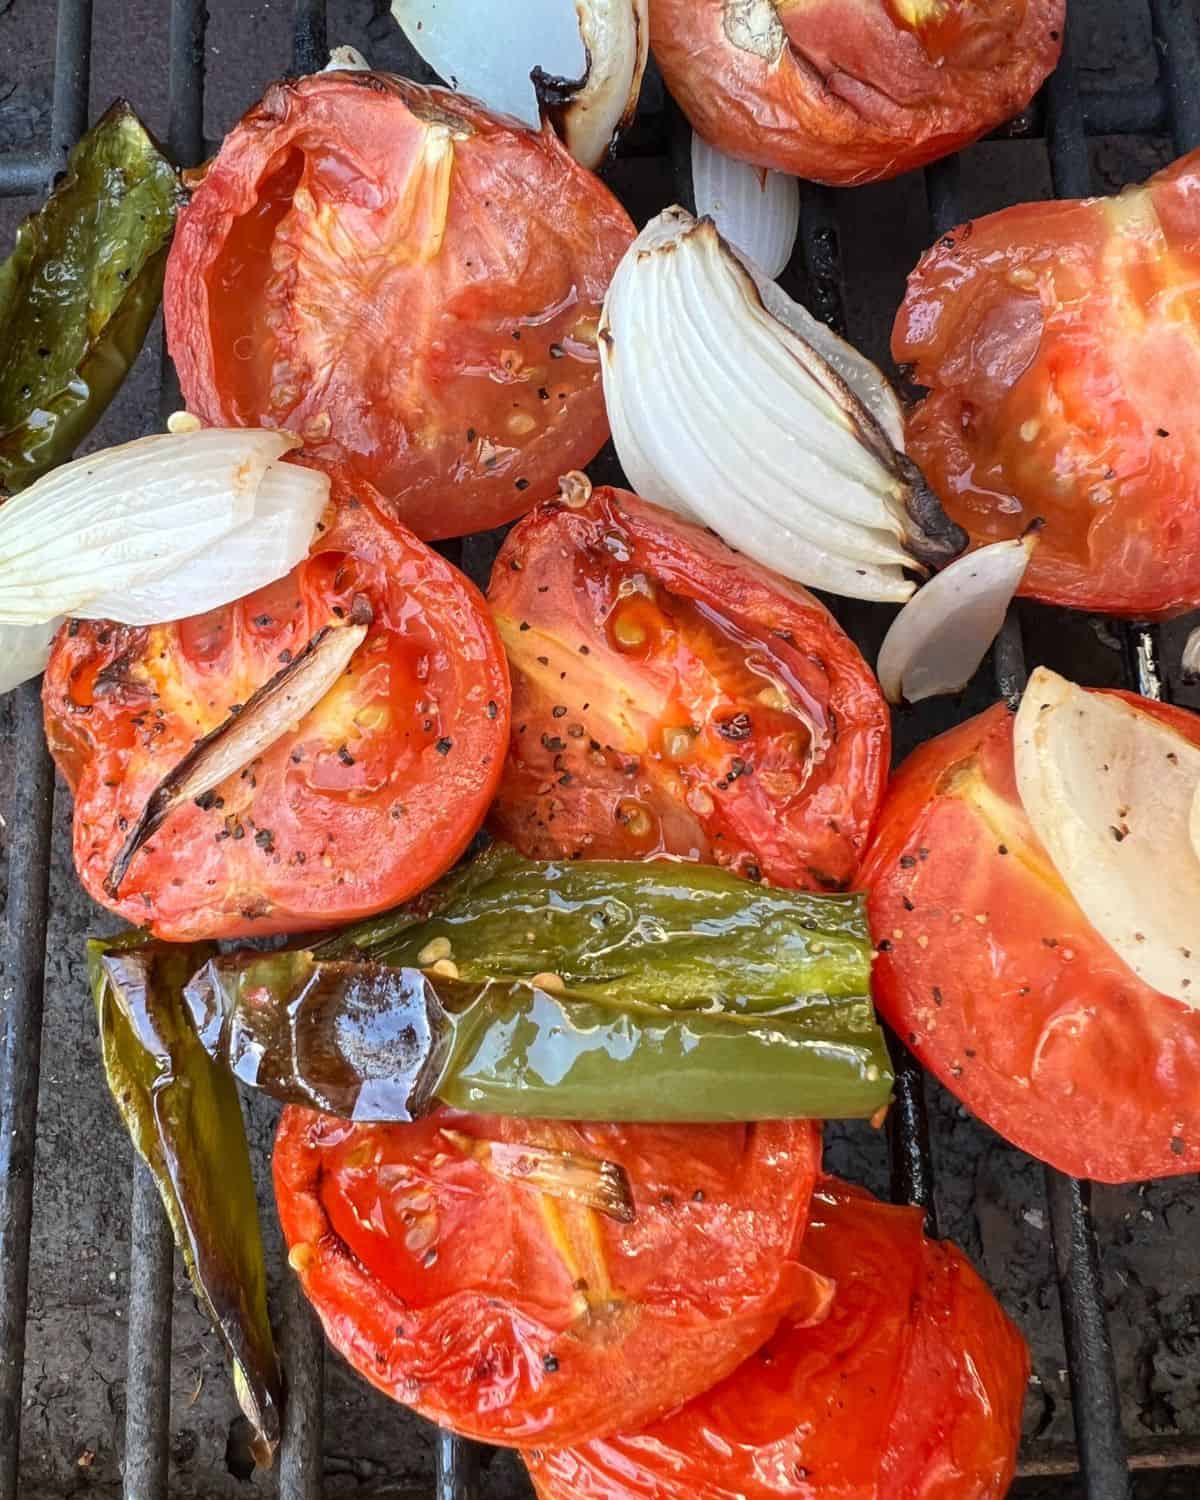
[440,1129,636,1223]
[105,613,370,897]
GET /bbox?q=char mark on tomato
[273,1106,821,1447]
[487,486,890,892]
[42,470,510,941]
[163,71,634,541]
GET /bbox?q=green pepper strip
[0,101,183,490]
[186,847,893,1123]
[89,933,282,1466]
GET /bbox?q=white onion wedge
[599,207,965,603]
[691,134,798,279]
[76,460,329,625]
[0,618,64,694]
[0,429,328,628]
[1013,667,1200,1008]
[1183,623,1200,680]
[877,533,1037,704]
[390,0,646,168]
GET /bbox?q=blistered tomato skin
[529,1176,1028,1500]
[650,0,1063,187]
[487,487,891,892]
[862,695,1200,1183]
[273,1107,821,1447]
[894,148,1200,617]
[43,471,510,941]
[164,72,634,541]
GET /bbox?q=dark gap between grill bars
[0,2,1197,1498]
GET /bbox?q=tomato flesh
[861,694,1200,1182]
[650,0,1062,186]
[165,73,634,540]
[488,488,890,891]
[273,1107,821,1447]
[43,471,510,941]
[880,0,1027,65]
[894,148,1200,616]
[529,1176,1028,1500]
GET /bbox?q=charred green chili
[88,933,281,1466]
[184,846,893,1122]
[0,102,183,489]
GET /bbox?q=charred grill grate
[0,3,1198,1498]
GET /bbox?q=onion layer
[1014,667,1200,1008]
[0,429,328,630]
[877,533,1037,704]
[599,207,965,603]
[690,133,798,279]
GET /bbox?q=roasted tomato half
[44,472,510,941]
[894,148,1200,617]
[529,1175,1028,1500]
[862,695,1200,1182]
[164,72,634,541]
[488,484,890,891]
[650,0,1063,187]
[273,1107,821,1447]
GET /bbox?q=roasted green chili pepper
[89,933,282,1466]
[184,847,893,1122]
[0,102,183,489]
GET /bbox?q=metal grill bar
[0,7,92,1499]
[124,1164,176,1500]
[0,687,57,1500]
[119,4,210,1494]
[280,1251,325,1500]
[924,15,1133,1497]
[436,1431,483,1500]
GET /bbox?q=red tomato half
[894,148,1200,617]
[43,472,509,941]
[650,0,1062,186]
[528,1175,1028,1500]
[165,72,634,541]
[488,486,890,891]
[862,695,1200,1182]
[273,1107,821,1447]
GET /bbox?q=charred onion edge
[440,1128,637,1223]
[105,608,371,898]
[532,0,648,167]
[706,215,967,571]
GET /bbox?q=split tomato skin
[528,1176,1028,1500]
[862,694,1200,1183]
[164,72,634,541]
[649,0,1063,187]
[43,470,510,942]
[273,1107,821,1448]
[894,148,1200,617]
[488,487,890,892]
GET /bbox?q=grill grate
[0,3,1198,1498]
